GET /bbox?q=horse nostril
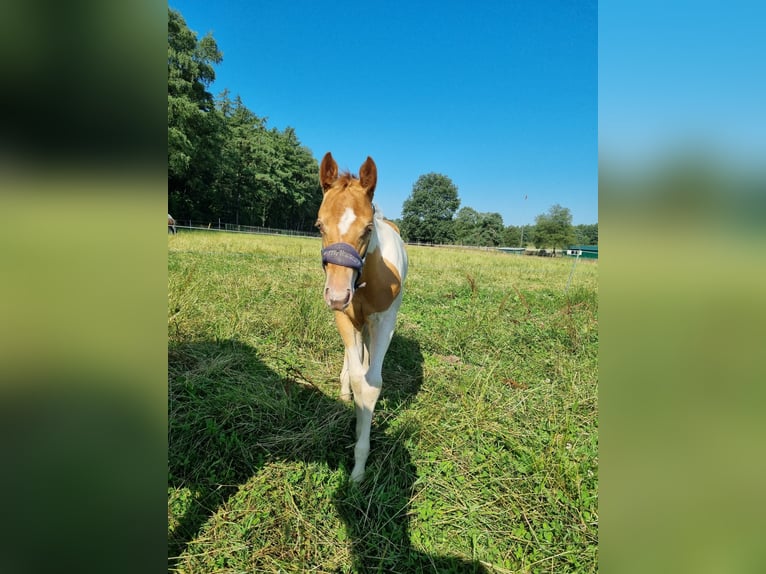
[326,289,352,310]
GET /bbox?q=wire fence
[173,220,320,238]
[169,220,594,258]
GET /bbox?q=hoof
[340,392,353,403]
[349,471,364,484]
[349,467,365,483]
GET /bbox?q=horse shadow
[168,335,487,573]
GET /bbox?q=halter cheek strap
[321,242,367,288]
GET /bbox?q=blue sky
[170,1,597,226]
[599,0,766,168]
[599,1,766,170]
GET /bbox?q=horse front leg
[337,318,363,403]
[349,377,380,483]
[335,313,379,483]
[348,304,400,483]
[340,353,351,402]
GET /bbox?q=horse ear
[320,152,338,193]
[359,156,377,199]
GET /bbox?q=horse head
[316,152,378,311]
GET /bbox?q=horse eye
[315,220,324,231]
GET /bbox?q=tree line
[168,8,597,247]
[168,8,322,230]
[398,173,597,250]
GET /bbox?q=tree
[453,207,481,245]
[453,208,505,246]
[265,127,322,230]
[478,212,504,246]
[168,8,225,220]
[400,173,460,244]
[501,225,522,247]
[521,224,536,248]
[167,8,322,231]
[574,223,598,245]
[213,91,265,225]
[534,204,575,254]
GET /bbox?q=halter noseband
[321,242,367,288]
[321,242,364,270]
[319,206,375,288]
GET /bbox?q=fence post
[565,252,581,294]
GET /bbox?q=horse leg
[340,354,351,402]
[348,298,401,483]
[339,326,363,402]
[335,313,381,482]
[349,377,380,483]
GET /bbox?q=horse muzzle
[324,283,352,310]
[321,242,365,310]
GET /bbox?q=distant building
[565,245,598,259]
[496,247,526,255]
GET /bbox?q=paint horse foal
[317,152,408,483]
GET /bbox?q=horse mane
[336,171,358,189]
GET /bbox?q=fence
[173,220,320,239]
[172,225,516,251]
[169,221,592,258]
[407,241,500,252]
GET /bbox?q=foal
[317,152,408,482]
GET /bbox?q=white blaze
[337,207,357,236]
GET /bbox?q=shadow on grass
[168,335,486,573]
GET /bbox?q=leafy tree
[574,223,598,245]
[215,94,321,229]
[501,225,522,247]
[167,8,321,231]
[213,91,265,225]
[478,212,504,246]
[264,127,322,230]
[400,173,460,244]
[519,224,534,248]
[168,8,224,220]
[454,207,481,245]
[454,208,505,246]
[533,204,575,254]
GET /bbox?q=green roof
[568,245,598,251]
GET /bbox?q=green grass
[168,231,598,573]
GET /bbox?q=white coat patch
[338,207,357,236]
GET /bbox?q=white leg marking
[337,207,357,236]
[350,381,380,483]
[340,354,351,402]
[348,296,402,483]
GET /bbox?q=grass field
[168,231,598,573]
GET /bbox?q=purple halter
[321,242,364,271]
